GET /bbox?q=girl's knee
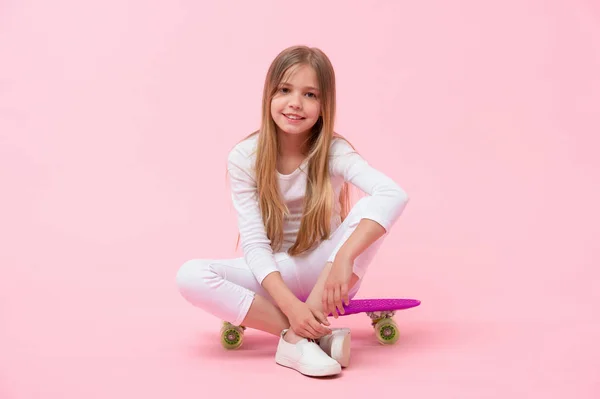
[175,259,216,304]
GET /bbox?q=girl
[176,45,409,377]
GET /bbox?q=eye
[305,92,317,98]
[279,87,290,94]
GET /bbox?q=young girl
[176,45,409,377]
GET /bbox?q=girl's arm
[228,146,305,312]
[227,147,280,285]
[328,138,410,263]
[336,218,386,262]
[322,138,409,315]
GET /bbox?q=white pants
[176,197,389,326]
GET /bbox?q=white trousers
[176,197,389,326]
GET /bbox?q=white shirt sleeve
[227,146,279,285]
[329,138,409,232]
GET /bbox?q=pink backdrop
[1,0,599,397]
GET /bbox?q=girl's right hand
[284,300,332,339]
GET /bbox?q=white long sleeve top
[226,134,409,285]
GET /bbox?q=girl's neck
[277,130,310,157]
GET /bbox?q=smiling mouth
[283,113,305,120]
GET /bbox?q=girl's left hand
[322,254,354,318]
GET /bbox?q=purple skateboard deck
[331,298,420,316]
[219,298,421,349]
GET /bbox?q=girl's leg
[177,196,391,338]
[176,256,343,376]
[176,254,299,337]
[240,294,290,336]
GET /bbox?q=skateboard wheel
[220,321,245,350]
[374,318,399,345]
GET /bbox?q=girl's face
[270,64,321,138]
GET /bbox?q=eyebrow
[279,82,320,91]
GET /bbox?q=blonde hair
[235,45,354,256]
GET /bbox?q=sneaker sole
[275,354,341,377]
[330,332,351,368]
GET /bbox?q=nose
[288,92,302,109]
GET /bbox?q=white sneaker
[275,329,342,377]
[318,328,351,368]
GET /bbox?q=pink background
[1,0,599,397]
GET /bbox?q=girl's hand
[322,255,354,318]
[284,300,331,339]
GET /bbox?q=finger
[321,324,333,336]
[328,289,337,318]
[310,319,331,338]
[341,283,349,306]
[312,309,330,326]
[302,330,316,340]
[314,313,332,335]
[295,326,309,339]
[305,323,320,339]
[323,322,333,336]
[322,288,330,316]
[334,285,344,315]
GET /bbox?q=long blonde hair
[236,45,354,256]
